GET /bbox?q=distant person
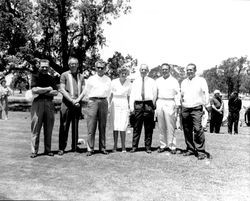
[202,106,209,132]
[110,67,131,153]
[129,64,157,154]
[58,57,85,155]
[155,63,180,154]
[30,59,58,158]
[228,91,242,134]
[0,78,12,120]
[180,63,210,160]
[83,60,111,156]
[210,90,224,133]
[245,107,250,126]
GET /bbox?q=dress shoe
[58,150,64,156]
[30,153,37,158]
[45,152,54,157]
[101,150,109,155]
[197,154,207,160]
[146,149,152,154]
[183,151,194,156]
[86,151,93,156]
[170,149,177,154]
[157,147,165,153]
[71,146,81,153]
[130,148,137,153]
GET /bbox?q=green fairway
[0,112,249,201]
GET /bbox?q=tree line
[0,0,249,97]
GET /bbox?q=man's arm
[32,86,53,94]
[59,83,74,103]
[152,79,157,107]
[44,90,58,97]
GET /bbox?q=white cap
[214,89,221,95]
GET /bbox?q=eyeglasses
[97,67,104,70]
[69,63,78,66]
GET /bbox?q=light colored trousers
[156,99,177,150]
[86,98,108,152]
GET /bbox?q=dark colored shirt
[228,96,242,113]
[210,96,222,109]
[245,108,250,123]
[31,73,57,100]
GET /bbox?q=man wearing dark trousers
[129,64,157,154]
[30,59,58,158]
[228,91,242,134]
[58,57,85,155]
[180,63,210,160]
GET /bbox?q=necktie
[141,77,145,100]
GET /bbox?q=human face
[161,65,170,79]
[119,70,128,81]
[1,80,6,87]
[186,64,196,79]
[68,58,79,74]
[96,63,106,77]
[140,64,148,78]
[39,64,49,74]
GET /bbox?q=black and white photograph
[0,0,250,200]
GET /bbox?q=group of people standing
[30,57,211,160]
[209,89,242,135]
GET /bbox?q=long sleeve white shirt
[129,76,157,111]
[180,75,209,108]
[84,74,111,98]
[156,76,181,106]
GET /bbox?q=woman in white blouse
[110,67,131,152]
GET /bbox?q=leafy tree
[0,0,131,77]
[148,64,186,83]
[0,0,33,73]
[202,56,250,98]
[106,51,137,79]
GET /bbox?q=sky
[100,0,250,73]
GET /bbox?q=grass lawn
[0,111,250,201]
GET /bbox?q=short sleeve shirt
[31,72,57,100]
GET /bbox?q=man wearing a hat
[30,59,58,158]
[210,89,224,133]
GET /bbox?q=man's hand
[47,86,53,91]
[71,99,80,108]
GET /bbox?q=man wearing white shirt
[129,64,157,153]
[156,63,181,154]
[82,60,111,156]
[180,63,210,160]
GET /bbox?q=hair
[140,64,149,71]
[186,63,196,71]
[40,59,49,66]
[95,60,106,68]
[68,57,78,64]
[118,67,129,75]
[161,63,171,70]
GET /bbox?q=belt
[158,98,174,101]
[135,100,152,103]
[89,97,106,100]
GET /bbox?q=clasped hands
[71,97,82,107]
